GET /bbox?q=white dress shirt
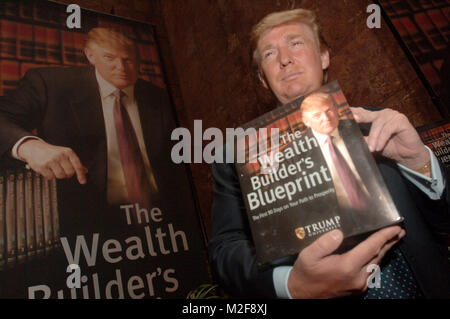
[95,70,158,204]
[311,128,370,209]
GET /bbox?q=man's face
[301,96,339,135]
[85,42,139,89]
[257,22,329,104]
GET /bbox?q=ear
[258,70,269,90]
[302,114,310,128]
[84,47,96,66]
[320,48,330,70]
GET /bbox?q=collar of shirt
[311,127,341,146]
[95,69,134,102]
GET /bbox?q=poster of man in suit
[0,2,209,299]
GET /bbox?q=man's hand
[351,107,430,172]
[287,226,405,298]
[17,139,88,184]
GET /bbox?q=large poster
[377,0,448,96]
[0,0,210,298]
[418,120,450,250]
[418,120,450,168]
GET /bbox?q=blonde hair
[85,27,138,57]
[301,91,335,113]
[250,9,323,69]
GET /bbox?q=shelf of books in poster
[0,0,166,95]
[378,0,449,95]
[0,167,60,270]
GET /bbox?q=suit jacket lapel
[134,80,164,161]
[68,68,105,141]
[67,67,107,197]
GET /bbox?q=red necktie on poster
[326,135,366,210]
[113,89,151,221]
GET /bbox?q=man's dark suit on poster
[0,66,177,297]
[0,66,174,238]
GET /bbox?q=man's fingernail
[330,230,342,241]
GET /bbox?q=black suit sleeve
[207,157,276,298]
[0,69,47,158]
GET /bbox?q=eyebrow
[260,34,307,52]
[285,34,305,42]
[260,43,275,53]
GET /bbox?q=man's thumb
[302,229,343,261]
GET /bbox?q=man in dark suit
[208,8,450,298]
[0,28,180,297]
[300,91,401,234]
[0,28,174,238]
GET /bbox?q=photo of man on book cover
[235,81,402,265]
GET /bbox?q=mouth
[281,72,303,82]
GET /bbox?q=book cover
[235,81,403,265]
[45,27,61,64]
[391,18,422,56]
[32,171,45,256]
[73,32,87,65]
[0,20,17,58]
[24,170,36,258]
[17,22,34,60]
[15,170,27,263]
[0,60,20,96]
[33,25,47,62]
[41,178,53,253]
[138,44,165,88]
[61,30,77,65]
[414,12,447,50]
[418,121,450,168]
[426,9,449,39]
[400,16,433,54]
[5,170,16,265]
[49,178,59,249]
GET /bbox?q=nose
[320,112,330,121]
[278,46,292,67]
[115,58,126,71]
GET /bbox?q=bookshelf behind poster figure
[0,167,60,271]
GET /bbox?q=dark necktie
[113,89,151,222]
[326,135,367,209]
[364,248,423,299]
